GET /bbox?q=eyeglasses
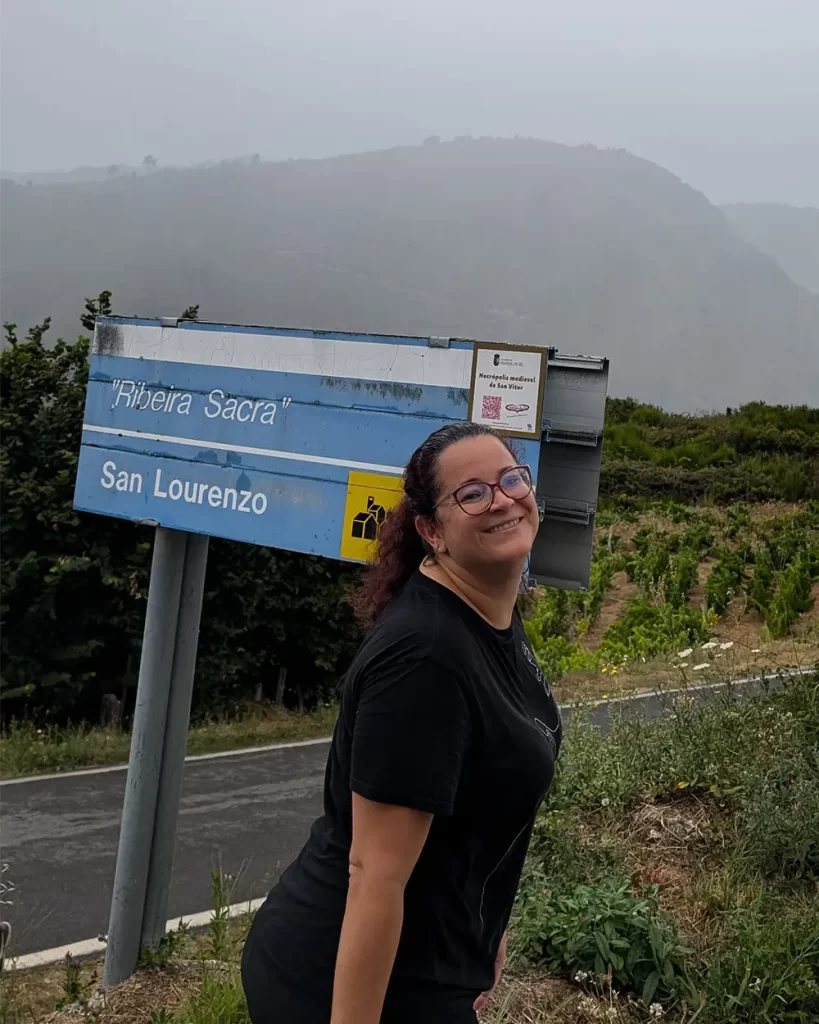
[439,465,533,516]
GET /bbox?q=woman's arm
[331,793,433,1024]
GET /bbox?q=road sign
[75,319,539,561]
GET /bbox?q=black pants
[241,931,478,1024]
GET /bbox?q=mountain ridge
[2,137,817,411]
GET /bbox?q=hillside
[721,202,819,295]
[2,138,818,411]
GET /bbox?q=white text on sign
[100,460,268,515]
[111,379,292,425]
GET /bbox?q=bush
[514,871,688,1005]
[1,304,362,722]
[598,598,712,662]
[705,548,749,615]
[765,557,817,639]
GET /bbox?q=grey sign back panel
[531,352,609,590]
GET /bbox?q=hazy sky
[2,0,818,205]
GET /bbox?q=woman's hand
[473,931,507,1013]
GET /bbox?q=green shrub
[598,598,712,662]
[0,309,362,721]
[705,548,749,615]
[514,869,688,1005]
[765,557,817,639]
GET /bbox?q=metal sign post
[102,527,186,989]
[72,317,609,988]
[141,532,210,951]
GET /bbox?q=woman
[242,421,561,1023]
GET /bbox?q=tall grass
[0,703,338,778]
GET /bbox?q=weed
[140,924,188,970]
[54,952,91,1009]
[208,865,234,961]
[173,967,249,1023]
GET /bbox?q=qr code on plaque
[481,394,502,420]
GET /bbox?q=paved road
[1,742,328,956]
[0,674,782,957]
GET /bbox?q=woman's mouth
[485,517,523,535]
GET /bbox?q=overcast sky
[2,0,817,205]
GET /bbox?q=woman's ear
[415,514,444,554]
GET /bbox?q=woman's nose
[489,487,515,512]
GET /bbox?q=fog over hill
[721,202,819,297]
[2,138,817,410]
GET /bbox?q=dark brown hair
[350,422,518,629]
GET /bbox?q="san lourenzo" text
[100,460,268,515]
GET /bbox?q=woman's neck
[420,558,522,629]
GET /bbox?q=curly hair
[349,422,519,629]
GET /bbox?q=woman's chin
[481,530,535,563]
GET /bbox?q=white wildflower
[693,663,709,671]
[574,969,590,982]
[649,1004,665,1019]
[749,977,762,993]
[701,641,718,650]
[676,648,693,659]
[719,641,734,650]
[601,797,611,807]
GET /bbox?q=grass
[4,673,816,1024]
[0,703,338,779]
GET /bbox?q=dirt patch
[481,972,654,1023]
[623,797,725,941]
[0,957,101,1023]
[40,961,212,1023]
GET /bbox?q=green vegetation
[513,672,819,1022]
[0,703,337,779]
[602,398,819,505]
[526,501,819,686]
[1,302,361,725]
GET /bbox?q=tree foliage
[0,299,361,723]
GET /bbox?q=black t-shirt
[247,571,561,1017]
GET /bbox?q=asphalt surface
[1,742,328,956]
[0,675,781,957]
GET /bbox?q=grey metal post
[141,532,210,949]
[103,527,187,990]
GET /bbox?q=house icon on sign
[351,496,387,541]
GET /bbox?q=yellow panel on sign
[340,471,404,562]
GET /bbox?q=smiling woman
[242,422,562,1024]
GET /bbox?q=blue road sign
[74,318,549,563]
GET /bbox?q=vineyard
[525,501,819,698]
